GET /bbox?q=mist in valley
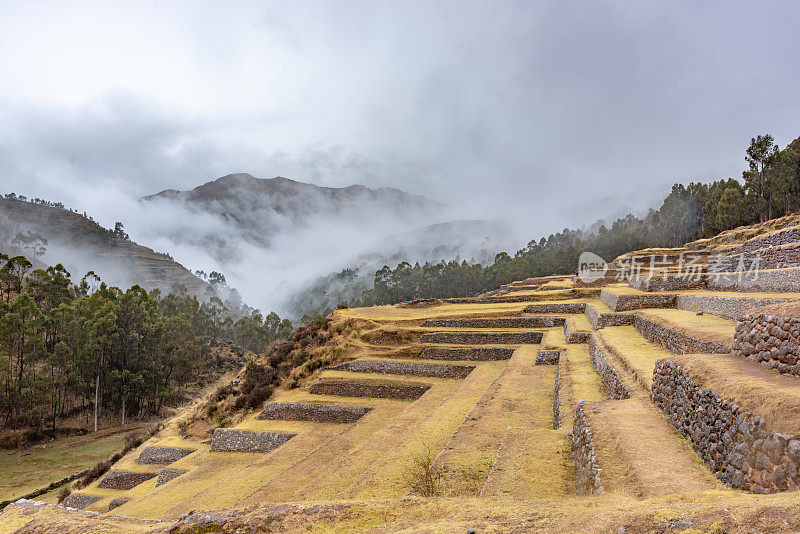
[2,1,800,318]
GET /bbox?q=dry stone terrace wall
[536,349,561,365]
[420,331,543,344]
[420,347,515,361]
[421,317,564,328]
[97,470,157,490]
[563,321,591,344]
[652,360,800,493]
[707,268,800,293]
[628,274,708,292]
[210,429,296,453]
[570,402,603,494]
[256,402,373,423]
[524,303,586,314]
[584,304,634,330]
[327,360,474,378]
[588,335,630,400]
[155,469,187,487]
[676,295,793,321]
[107,499,129,511]
[136,446,196,465]
[731,311,800,377]
[60,494,103,510]
[600,289,676,312]
[309,380,431,400]
[634,315,730,354]
[722,225,800,256]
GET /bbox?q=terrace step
[420,331,542,344]
[431,345,557,497]
[420,347,515,361]
[421,317,563,328]
[256,402,373,423]
[558,344,605,426]
[97,469,158,490]
[308,378,431,400]
[584,301,634,329]
[595,326,674,391]
[480,428,573,498]
[155,468,187,487]
[288,363,507,501]
[634,309,734,354]
[675,293,798,320]
[209,429,296,453]
[327,360,475,378]
[572,398,722,497]
[652,353,800,492]
[136,445,196,465]
[599,288,676,312]
[60,493,103,510]
[587,333,641,400]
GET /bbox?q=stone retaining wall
[210,429,296,453]
[107,498,129,511]
[600,289,676,312]
[155,469,187,487]
[563,321,591,344]
[309,380,431,400]
[707,268,800,293]
[420,331,542,345]
[584,304,635,330]
[421,317,564,328]
[256,402,373,423]
[328,359,474,378]
[628,275,707,292]
[570,402,603,494]
[524,303,586,314]
[676,295,792,320]
[731,310,800,377]
[97,470,157,490]
[634,315,730,354]
[420,347,515,361]
[136,446,196,465]
[60,493,103,510]
[535,349,561,365]
[588,335,630,400]
[553,356,562,429]
[724,226,800,256]
[651,360,800,493]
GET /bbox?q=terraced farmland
[7,223,800,532]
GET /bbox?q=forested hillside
[0,252,293,446]
[337,134,800,307]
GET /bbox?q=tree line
[0,251,293,439]
[344,134,800,306]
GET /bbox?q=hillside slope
[0,197,207,294]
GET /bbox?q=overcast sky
[2,0,800,230]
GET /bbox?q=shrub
[404,444,443,497]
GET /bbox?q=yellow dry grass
[584,398,724,498]
[480,428,573,499]
[559,344,605,425]
[636,308,736,347]
[597,326,673,390]
[432,345,556,497]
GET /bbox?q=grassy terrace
[585,398,723,498]
[432,345,557,497]
[559,344,605,424]
[671,353,800,436]
[7,271,800,533]
[597,326,673,390]
[635,308,736,347]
